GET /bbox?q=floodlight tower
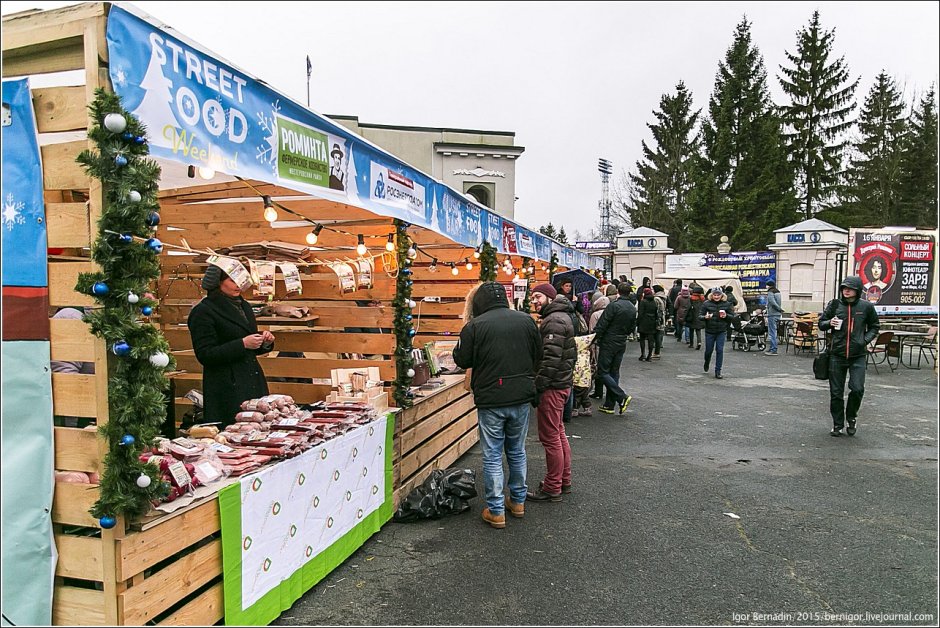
[598,158,613,242]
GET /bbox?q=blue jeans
[598,345,627,407]
[704,332,726,374]
[767,316,780,353]
[476,403,530,514]
[828,354,867,429]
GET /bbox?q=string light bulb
[473,245,482,259]
[356,234,367,256]
[262,196,278,222]
[451,263,459,276]
[306,224,323,245]
[429,258,438,273]
[407,246,417,259]
[465,261,473,271]
[197,166,215,180]
[385,234,395,252]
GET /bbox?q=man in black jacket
[818,275,880,437]
[593,282,637,414]
[454,282,541,528]
[527,283,577,502]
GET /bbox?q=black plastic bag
[393,468,477,522]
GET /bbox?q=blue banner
[106,6,601,268]
[703,251,777,297]
[2,79,47,287]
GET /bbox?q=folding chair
[866,331,896,373]
[790,321,819,356]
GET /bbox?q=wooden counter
[392,374,478,508]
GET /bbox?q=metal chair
[866,331,897,373]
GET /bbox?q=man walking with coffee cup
[700,287,735,379]
[819,276,880,437]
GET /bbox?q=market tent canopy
[655,267,746,313]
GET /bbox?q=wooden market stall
[2,3,581,625]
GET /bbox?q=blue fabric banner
[2,78,47,287]
[106,6,601,268]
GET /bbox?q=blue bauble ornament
[145,238,163,254]
[402,268,412,275]
[114,154,128,167]
[120,434,136,446]
[92,281,110,296]
[119,233,133,244]
[122,131,135,141]
[112,340,131,357]
[406,280,413,287]
[134,135,146,145]
[99,515,117,529]
[141,305,153,316]
[405,314,413,322]
[408,328,417,337]
[145,212,161,227]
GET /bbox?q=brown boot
[504,495,525,518]
[482,508,506,528]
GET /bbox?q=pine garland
[520,256,532,312]
[392,221,415,408]
[75,89,172,522]
[548,252,559,283]
[478,241,497,282]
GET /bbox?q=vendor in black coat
[187,265,275,425]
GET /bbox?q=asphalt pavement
[276,336,938,626]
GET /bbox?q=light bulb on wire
[473,246,481,259]
[451,263,459,276]
[306,224,323,245]
[429,258,438,273]
[465,261,473,271]
[197,166,215,180]
[356,234,367,256]
[262,196,278,222]
[385,234,395,252]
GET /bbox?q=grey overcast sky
[3,1,938,239]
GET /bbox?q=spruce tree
[629,81,701,252]
[692,17,799,251]
[539,223,558,239]
[779,11,859,219]
[898,85,938,228]
[838,72,908,227]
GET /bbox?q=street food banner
[850,229,938,315]
[219,414,393,625]
[703,251,777,297]
[106,6,601,268]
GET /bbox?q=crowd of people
[453,272,880,529]
[173,263,878,531]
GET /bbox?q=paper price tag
[195,461,222,483]
[168,461,192,487]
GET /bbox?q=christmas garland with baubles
[478,241,497,282]
[74,89,175,527]
[392,221,417,409]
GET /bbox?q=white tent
[655,267,746,313]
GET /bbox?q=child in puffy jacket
[572,333,596,416]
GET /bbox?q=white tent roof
[656,266,737,280]
[655,267,746,312]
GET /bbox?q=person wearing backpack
[684,285,705,350]
[652,284,668,359]
[818,276,880,437]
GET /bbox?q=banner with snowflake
[2,79,47,288]
[105,5,604,269]
[219,414,394,625]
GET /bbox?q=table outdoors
[886,330,931,369]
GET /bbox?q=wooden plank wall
[153,200,482,415]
